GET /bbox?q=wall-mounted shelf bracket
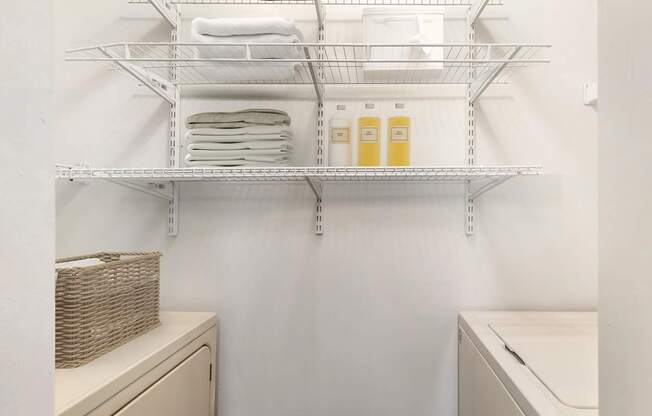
[304,47,325,103]
[467,175,512,200]
[146,0,178,28]
[314,0,325,31]
[98,46,177,105]
[56,164,174,200]
[306,177,324,235]
[106,179,175,201]
[468,0,491,27]
[465,175,514,235]
[470,46,521,103]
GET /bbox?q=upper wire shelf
[66,42,550,89]
[131,0,501,5]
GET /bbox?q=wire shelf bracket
[96,46,177,104]
[145,0,179,28]
[306,177,324,235]
[57,165,175,201]
[468,0,491,26]
[470,45,521,104]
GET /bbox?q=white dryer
[458,311,598,416]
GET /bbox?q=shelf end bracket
[306,177,324,235]
[470,46,522,103]
[98,46,177,105]
[468,0,490,27]
[147,0,178,28]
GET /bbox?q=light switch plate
[584,82,598,106]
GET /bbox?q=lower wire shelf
[56,165,540,183]
[56,165,542,235]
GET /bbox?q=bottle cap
[365,103,375,110]
[395,103,405,109]
[337,104,346,111]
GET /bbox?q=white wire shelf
[131,0,501,5]
[56,165,541,183]
[66,42,550,96]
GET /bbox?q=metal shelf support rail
[314,0,326,234]
[168,10,182,236]
[465,0,479,235]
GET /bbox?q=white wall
[599,1,652,415]
[0,3,54,416]
[55,1,597,416]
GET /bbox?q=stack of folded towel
[184,109,293,167]
[191,17,304,82]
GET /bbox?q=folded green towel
[185,109,291,129]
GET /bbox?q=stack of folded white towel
[184,109,293,167]
[191,17,304,82]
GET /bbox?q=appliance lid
[489,318,598,410]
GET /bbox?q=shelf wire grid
[56,166,542,183]
[131,0,501,5]
[67,42,550,86]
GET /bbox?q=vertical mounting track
[465,4,478,236]
[313,0,326,235]
[168,5,181,236]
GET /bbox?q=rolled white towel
[192,17,303,38]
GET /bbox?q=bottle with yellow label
[358,103,381,167]
[328,105,352,166]
[387,103,411,166]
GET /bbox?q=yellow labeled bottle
[388,103,411,166]
[358,103,381,167]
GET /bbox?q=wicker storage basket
[55,252,161,368]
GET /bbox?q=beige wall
[599,1,652,415]
[0,2,54,415]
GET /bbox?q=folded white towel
[187,126,292,136]
[188,141,292,151]
[192,17,303,38]
[187,134,292,144]
[193,62,297,83]
[185,160,289,167]
[185,153,289,167]
[187,148,290,159]
[192,28,302,59]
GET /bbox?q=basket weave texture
[55,252,161,368]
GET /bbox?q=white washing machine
[458,311,598,416]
